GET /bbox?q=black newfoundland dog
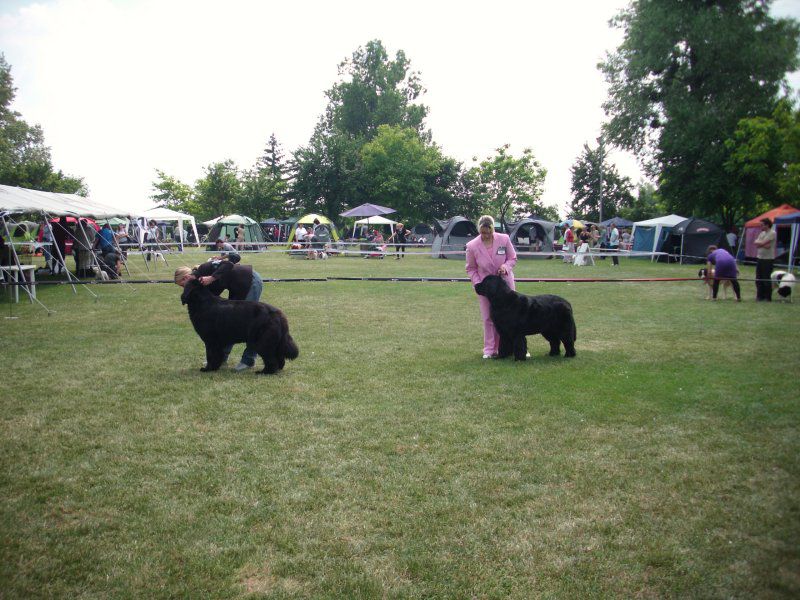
[181,278,299,374]
[474,274,576,360]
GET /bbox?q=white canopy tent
[203,215,224,227]
[353,215,398,238]
[0,185,134,307]
[631,214,687,261]
[0,184,131,218]
[139,206,201,248]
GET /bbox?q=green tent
[207,214,265,245]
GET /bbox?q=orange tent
[743,203,798,258]
[744,203,798,227]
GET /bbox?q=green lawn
[1,251,798,598]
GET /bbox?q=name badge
[497,246,506,256]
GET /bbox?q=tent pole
[191,216,201,248]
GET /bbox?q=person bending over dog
[466,215,520,359]
[705,245,741,302]
[175,257,264,371]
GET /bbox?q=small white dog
[771,270,796,302]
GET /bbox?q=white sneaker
[233,362,253,372]
[525,352,531,358]
[482,354,492,359]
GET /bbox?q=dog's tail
[279,313,300,360]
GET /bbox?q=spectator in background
[73,218,96,277]
[307,218,324,259]
[608,223,620,266]
[726,229,738,253]
[562,226,575,263]
[295,223,308,246]
[387,222,411,259]
[40,220,54,271]
[52,216,71,274]
[214,238,237,257]
[235,225,245,250]
[621,229,631,249]
[591,225,601,247]
[96,223,115,254]
[145,220,160,261]
[754,218,776,301]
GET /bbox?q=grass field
[1,250,799,598]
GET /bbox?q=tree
[150,170,198,214]
[291,40,430,217]
[239,134,289,219]
[469,145,547,229]
[0,54,85,193]
[360,125,442,223]
[421,156,478,223]
[324,39,428,141]
[618,182,665,222]
[724,98,800,212]
[568,140,634,221]
[599,0,800,228]
[193,160,241,221]
[291,132,364,218]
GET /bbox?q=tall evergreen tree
[568,141,634,222]
[240,133,289,219]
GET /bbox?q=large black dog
[181,279,299,374]
[474,274,577,360]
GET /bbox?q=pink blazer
[465,232,517,287]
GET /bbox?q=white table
[0,265,36,303]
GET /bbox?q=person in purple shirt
[706,245,741,301]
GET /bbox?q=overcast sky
[1,0,798,216]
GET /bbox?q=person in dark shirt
[175,258,264,371]
[387,223,411,259]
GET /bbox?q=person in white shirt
[295,224,308,244]
[754,218,776,301]
[726,230,737,253]
[608,224,620,266]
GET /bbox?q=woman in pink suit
[466,215,518,358]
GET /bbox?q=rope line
[5,275,778,286]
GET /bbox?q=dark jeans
[756,259,773,301]
[609,244,619,265]
[395,244,405,257]
[222,270,263,366]
[713,278,741,300]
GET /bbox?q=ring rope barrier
[5,275,776,286]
